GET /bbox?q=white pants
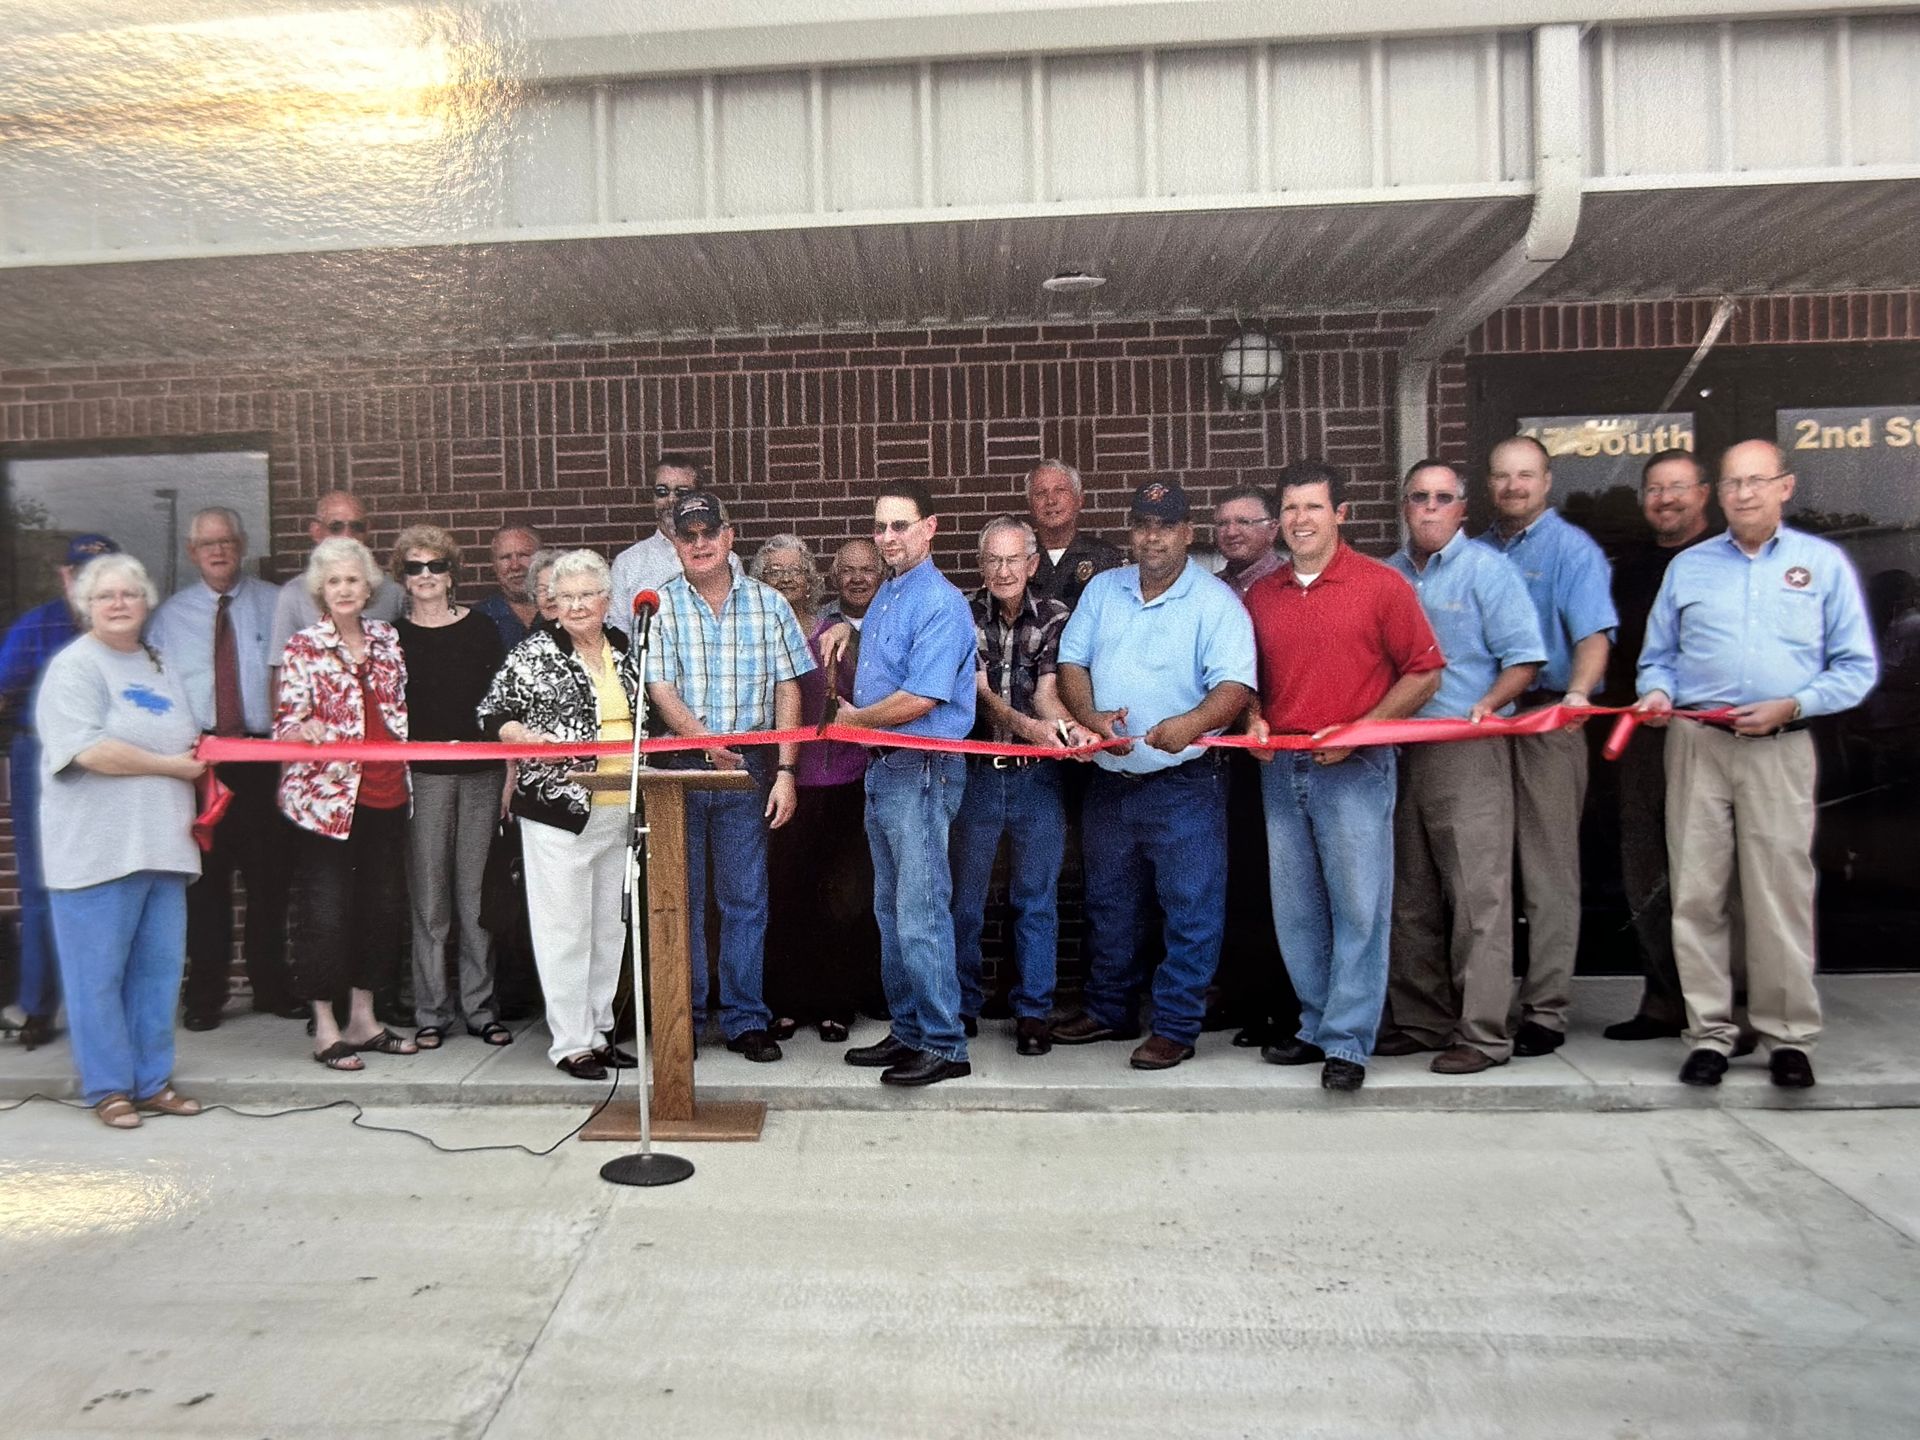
[521,805,628,1065]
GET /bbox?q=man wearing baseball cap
[0,533,121,1047]
[1054,480,1256,1070]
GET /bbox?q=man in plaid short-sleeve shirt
[646,491,814,1061]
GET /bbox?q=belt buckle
[990,754,1016,770]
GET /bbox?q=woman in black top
[392,525,510,1049]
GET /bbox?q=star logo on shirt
[1784,566,1811,589]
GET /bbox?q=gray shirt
[35,635,203,889]
[270,572,402,665]
[611,530,740,620]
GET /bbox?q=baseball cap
[65,533,121,566]
[1129,481,1189,524]
[671,491,728,537]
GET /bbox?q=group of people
[0,436,1877,1121]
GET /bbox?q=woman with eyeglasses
[477,550,640,1080]
[390,526,510,1052]
[277,536,419,1071]
[751,534,881,1044]
[34,553,207,1129]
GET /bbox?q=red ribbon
[196,706,1740,767]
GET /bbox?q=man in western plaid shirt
[646,491,814,1063]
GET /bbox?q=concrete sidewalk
[4,974,1916,1113]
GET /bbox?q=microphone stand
[600,597,694,1188]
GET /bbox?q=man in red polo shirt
[1245,460,1444,1092]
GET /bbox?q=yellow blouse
[584,648,633,807]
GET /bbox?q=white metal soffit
[0,8,1917,360]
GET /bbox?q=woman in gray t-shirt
[36,554,207,1130]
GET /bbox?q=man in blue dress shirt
[1383,461,1545,1074]
[1054,480,1257,1071]
[1476,436,1619,1058]
[834,480,979,1088]
[1637,439,1878,1090]
[147,506,301,1028]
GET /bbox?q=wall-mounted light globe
[1217,330,1285,400]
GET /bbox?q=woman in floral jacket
[277,536,419,1071]
[476,549,640,1080]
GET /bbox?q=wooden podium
[573,765,768,1144]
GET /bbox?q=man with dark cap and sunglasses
[611,452,741,618]
[1053,480,1257,1071]
[267,490,401,667]
[0,533,121,1049]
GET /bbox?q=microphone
[630,589,660,648]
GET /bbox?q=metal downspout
[1394,22,1587,475]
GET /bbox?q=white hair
[548,549,612,592]
[1027,459,1084,497]
[978,515,1038,555]
[71,553,159,626]
[303,536,381,603]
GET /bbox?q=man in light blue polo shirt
[1637,439,1877,1090]
[834,479,978,1088]
[1054,480,1256,1070]
[1475,435,1618,1057]
[1383,461,1545,1074]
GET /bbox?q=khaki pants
[1511,726,1587,1032]
[1665,721,1820,1055]
[1389,740,1517,1060]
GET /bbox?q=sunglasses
[1405,490,1462,507]
[324,518,369,535]
[654,484,697,500]
[873,518,921,536]
[402,559,452,576]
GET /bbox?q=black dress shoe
[1230,1022,1272,1048]
[1321,1058,1366,1091]
[557,1053,609,1081]
[1768,1048,1816,1088]
[880,1052,972,1087]
[1511,1021,1565,1057]
[1015,1018,1052,1056]
[845,1034,916,1068]
[17,1014,58,1051]
[182,1010,222,1032]
[1602,1014,1684,1041]
[1260,1038,1325,1067]
[1678,1048,1728,1086]
[593,1043,639,1069]
[726,1030,784,1063]
[1371,1030,1432,1057]
[961,1015,979,1039]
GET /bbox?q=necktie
[213,593,245,737]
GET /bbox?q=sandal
[313,1041,364,1071]
[818,1020,850,1043]
[95,1093,142,1129]
[414,1026,445,1050]
[467,1022,513,1047]
[351,1028,419,1056]
[135,1086,203,1117]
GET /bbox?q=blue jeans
[1079,760,1228,1047]
[48,872,189,1105]
[866,749,968,1062]
[9,733,59,1016]
[1261,747,1398,1067]
[949,759,1065,1020]
[685,754,774,1040]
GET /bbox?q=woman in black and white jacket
[476,550,641,1080]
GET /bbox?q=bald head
[309,490,369,546]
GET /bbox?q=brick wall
[5,286,1916,964]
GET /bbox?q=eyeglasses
[89,589,145,606]
[761,565,809,581]
[1215,517,1276,530]
[980,554,1029,571]
[873,519,922,536]
[323,519,368,535]
[1642,483,1705,499]
[402,559,452,576]
[1405,490,1463,507]
[653,484,697,500]
[554,589,609,609]
[1718,473,1790,495]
